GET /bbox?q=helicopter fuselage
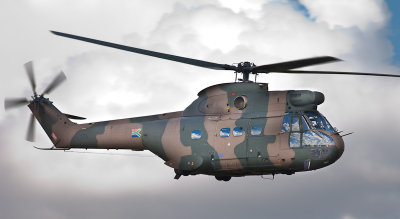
[29,82,344,180]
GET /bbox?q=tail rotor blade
[25,61,37,95]
[41,71,67,95]
[26,113,36,142]
[4,97,30,110]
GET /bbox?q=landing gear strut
[215,175,231,181]
[174,169,190,180]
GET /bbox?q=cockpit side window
[291,117,300,132]
[282,114,307,133]
[290,132,301,148]
[281,116,291,132]
[289,116,301,148]
[302,130,334,147]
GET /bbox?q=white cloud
[300,0,389,31]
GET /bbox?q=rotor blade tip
[333,57,343,62]
[324,56,342,62]
[50,30,65,37]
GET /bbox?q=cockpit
[281,111,336,148]
[281,111,334,133]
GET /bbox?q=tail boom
[29,99,145,151]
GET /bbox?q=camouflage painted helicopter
[5,31,400,181]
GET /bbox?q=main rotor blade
[41,71,67,95]
[4,97,30,110]
[253,56,341,73]
[51,31,237,71]
[275,70,400,77]
[26,113,35,142]
[25,61,37,94]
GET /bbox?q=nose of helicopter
[330,133,345,162]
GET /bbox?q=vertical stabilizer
[28,97,74,148]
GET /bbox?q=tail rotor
[4,61,67,142]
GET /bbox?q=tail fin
[28,97,75,148]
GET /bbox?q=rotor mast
[237,62,256,82]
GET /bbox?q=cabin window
[233,127,243,137]
[220,128,230,138]
[251,126,262,135]
[191,130,201,140]
[290,132,301,148]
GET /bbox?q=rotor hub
[236,62,256,82]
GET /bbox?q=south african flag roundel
[132,128,142,138]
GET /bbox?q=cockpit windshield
[304,111,334,132]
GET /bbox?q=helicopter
[4,31,400,181]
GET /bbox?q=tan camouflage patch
[277,132,295,167]
[202,86,230,115]
[264,91,286,135]
[96,119,144,150]
[162,117,192,168]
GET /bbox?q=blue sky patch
[288,0,315,21]
[386,0,400,65]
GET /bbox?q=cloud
[300,0,389,31]
[1,0,400,218]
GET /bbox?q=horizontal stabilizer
[64,113,86,120]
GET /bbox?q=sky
[1,0,400,218]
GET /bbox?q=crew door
[246,118,276,168]
[279,114,310,162]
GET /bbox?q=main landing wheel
[215,176,231,181]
